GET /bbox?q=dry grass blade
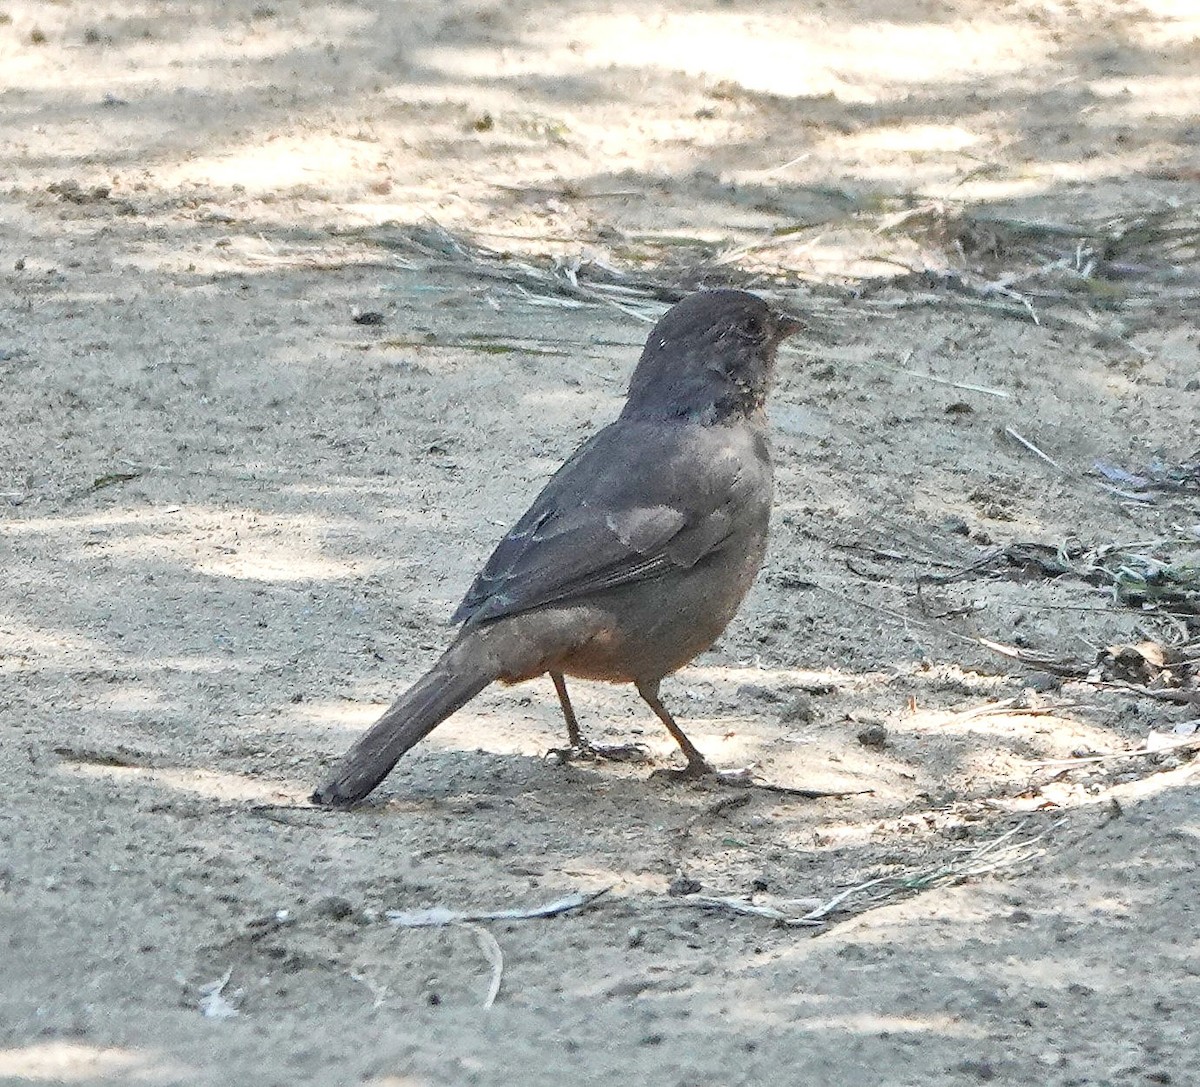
[873,363,1011,398]
[978,637,1090,676]
[197,966,239,1020]
[1091,681,1200,707]
[1032,734,1200,768]
[462,923,504,1009]
[667,896,824,927]
[386,888,610,928]
[801,818,1064,925]
[939,697,1083,723]
[1004,427,1064,471]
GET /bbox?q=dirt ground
[2,1,1199,1084]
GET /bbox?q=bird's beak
[773,312,805,341]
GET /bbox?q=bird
[312,288,802,808]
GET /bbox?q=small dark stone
[778,693,814,724]
[957,1059,996,1081]
[313,896,354,921]
[1025,671,1061,692]
[1007,909,1033,924]
[1185,378,1199,392]
[737,683,783,704]
[352,310,386,326]
[668,876,702,897]
[857,723,888,748]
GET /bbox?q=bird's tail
[311,629,500,807]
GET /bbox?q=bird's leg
[545,671,648,763]
[638,679,718,777]
[552,670,586,749]
[638,678,755,784]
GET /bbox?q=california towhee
[312,289,801,807]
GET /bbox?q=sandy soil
[2,1,1199,1084]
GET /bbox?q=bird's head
[621,290,802,424]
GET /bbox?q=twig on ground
[1031,734,1200,768]
[462,924,504,1008]
[1004,426,1064,471]
[386,888,610,928]
[977,637,1089,676]
[197,966,240,1020]
[939,697,1082,722]
[746,780,874,799]
[873,363,1011,399]
[1088,680,1200,706]
[782,574,996,651]
[666,895,824,927]
[349,971,390,1009]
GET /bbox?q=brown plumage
[312,289,801,807]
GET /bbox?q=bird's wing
[451,419,768,627]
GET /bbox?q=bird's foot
[546,740,651,765]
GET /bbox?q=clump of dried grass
[345,199,1200,347]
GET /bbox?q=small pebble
[667,876,702,897]
[857,723,888,748]
[1025,671,1061,692]
[313,895,354,921]
[737,683,783,704]
[778,693,814,724]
